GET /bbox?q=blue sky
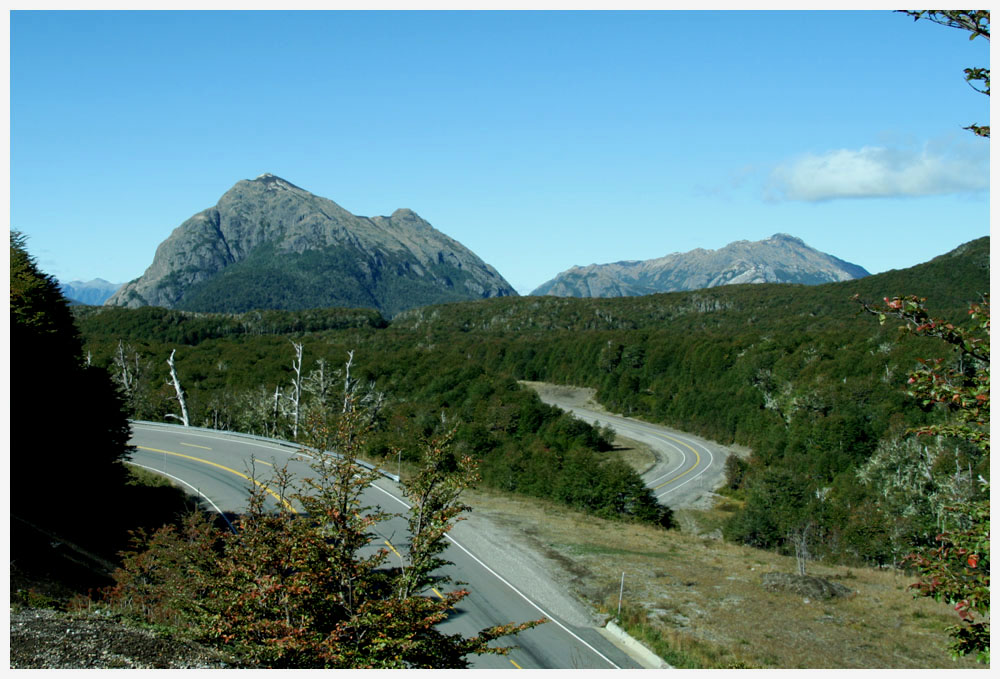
[11,10,990,294]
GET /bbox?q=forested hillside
[75,236,988,563]
[75,306,667,525]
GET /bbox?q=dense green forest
[174,241,508,317]
[75,237,989,563]
[74,305,668,525]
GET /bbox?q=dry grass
[383,430,983,668]
[461,483,985,669]
[608,435,658,474]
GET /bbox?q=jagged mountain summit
[105,174,517,316]
[59,278,122,305]
[530,234,870,297]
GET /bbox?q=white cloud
[766,139,988,202]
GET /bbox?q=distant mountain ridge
[59,278,122,306]
[105,174,517,316]
[531,234,870,297]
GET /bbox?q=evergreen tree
[10,231,132,538]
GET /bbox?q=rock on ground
[761,573,853,600]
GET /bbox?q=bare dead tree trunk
[339,350,384,424]
[272,385,281,437]
[789,522,812,576]
[289,341,303,439]
[114,339,139,399]
[342,349,356,414]
[165,349,190,427]
[304,358,331,409]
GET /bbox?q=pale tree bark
[342,350,357,414]
[303,358,332,409]
[113,339,142,402]
[788,522,812,576]
[272,385,281,436]
[288,341,304,439]
[340,350,385,422]
[165,349,190,427]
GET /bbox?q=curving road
[128,422,643,670]
[526,383,731,510]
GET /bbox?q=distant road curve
[523,382,733,510]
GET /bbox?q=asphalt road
[529,388,731,510]
[128,422,642,670]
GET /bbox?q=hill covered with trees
[75,236,988,562]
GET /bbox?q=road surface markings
[252,458,273,467]
[652,434,701,490]
[126,461,235,532]
[179,442,212,450]
[134,427,621,668]
[136,446,296,513]
[131,423,298,455]
[510,659,523,669]
[565,408,707,495]
[368,483,621,668]
[385,540,451,605]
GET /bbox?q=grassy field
[460,436,984,670]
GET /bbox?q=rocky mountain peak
[390,208,419,220]
[105,177,516,315]
[530,234,869,298]
[768,233,805,245]
[251,173,303,191]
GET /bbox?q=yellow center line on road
[252,458,273,467]
[652,434,702,490]
[137,446,296,513]
[509,659,523,669]
[384,547,448,603]
[384,541,453,608]
[179,442,212,450]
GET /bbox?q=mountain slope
[60,279,122,306]
[396,236,987,335]
[105,174,516,316]
[530,233,869,297]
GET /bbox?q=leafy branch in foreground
[855,294,989,663]
[899,10,990,137]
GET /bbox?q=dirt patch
[520,380,605,411]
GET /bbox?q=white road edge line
[127,462,236,533]
[566,409,696,490]
[133,424,621,668]
[656,435,716,499]
[368,483,621,669]
[642,436,689,484]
